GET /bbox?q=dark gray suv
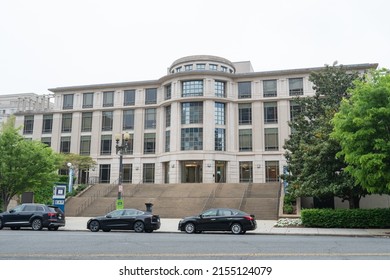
[0,203,65,231]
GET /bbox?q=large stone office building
[14,55,377,187]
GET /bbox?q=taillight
[244,215,254,221]
[48,212,56,217]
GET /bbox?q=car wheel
[231,223,242,234]
[31,218,43,231]
[134,221,145,233]
[0,218,3,230]
[89,220,100,232]
[184,222,195,234]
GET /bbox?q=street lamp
[67,162,74,193]
[115,132,130,210]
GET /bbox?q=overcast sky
[1,0,389,95]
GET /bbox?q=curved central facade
[15,55,375,185]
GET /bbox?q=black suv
[0,203,65,231]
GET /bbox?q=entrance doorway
[181,161,202,183]
[215,161,226,183]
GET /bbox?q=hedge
[301,208,390,228]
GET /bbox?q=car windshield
[107,210,124,217]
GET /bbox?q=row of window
[24,101,301,134]
[171,63,234,74]
[96,160,280,184]
[40,126,279,155]
[61,78,304,109]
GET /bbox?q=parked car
[87,208,161,233]
[0,203,65,231]
[178,208,257,234]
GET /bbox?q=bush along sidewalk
[301,208,390,228]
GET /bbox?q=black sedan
[178,208,257,234]
[87,209,161,233]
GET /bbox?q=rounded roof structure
[169,55,235,71]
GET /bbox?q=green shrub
[301,208,390,228]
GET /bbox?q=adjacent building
[13,55,377,186]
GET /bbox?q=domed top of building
[168,55,236,74]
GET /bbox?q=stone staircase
[65,182,280,220]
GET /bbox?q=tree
[61,153,97,186]
[283,63,368,208]
[332,69,390,194]
[0,117,62,211]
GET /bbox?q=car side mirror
[106,215,112,218]
[9,209,15,213]
[199,214,203,219]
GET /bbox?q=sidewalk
[65,217,390,237]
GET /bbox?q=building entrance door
[215,161,226,183]
[181,161,202,183]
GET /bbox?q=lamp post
[115,132,130,210]
[67,162,74,193]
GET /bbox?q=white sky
[0,0,389,95]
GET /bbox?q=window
[99,164,111,183]
[215,80,226,97]
[165,130,170,152]
[185,64,193,71]
[164,84,171,100]
[23,115,34,134]
[266,161,279,182]
[238,103,252,125]
[123,164,132,183]
[124,90,135,106]
[63,94,74,109]
[81,112,93,132]
[221,66,228,72]
[83,92,94,108]
[143,163,155,183]
[182,80,203,97]
[239,129,252,151]
[240,161,253,183]
[165,106,171,128]
[122,134,134,155]
[41,137,51,147]
[144,108,156,129]
[102,111,113,131]
[209,64,218,71]
[80,135,91,155]
[290,100,302,121]
[60,136,71,153]
[215,128,226,151]
[123,110,135,130]
[100,135,112,155]
[181,102,203,124]
[215,102,225,125]
[42,114,53,133]
[265,128,279,151]
[103,91,114,107]
[145,88,157,105]
[289,78,304,96]
[263,80,277,97]
[196,64,206,70]
[181,128,203,151]
[264,102,278,123]
[144,133,156,154]
[238,82,251,99]
[176,67,182,72]
[61,113,72,132]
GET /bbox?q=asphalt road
[0,230,389,260]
